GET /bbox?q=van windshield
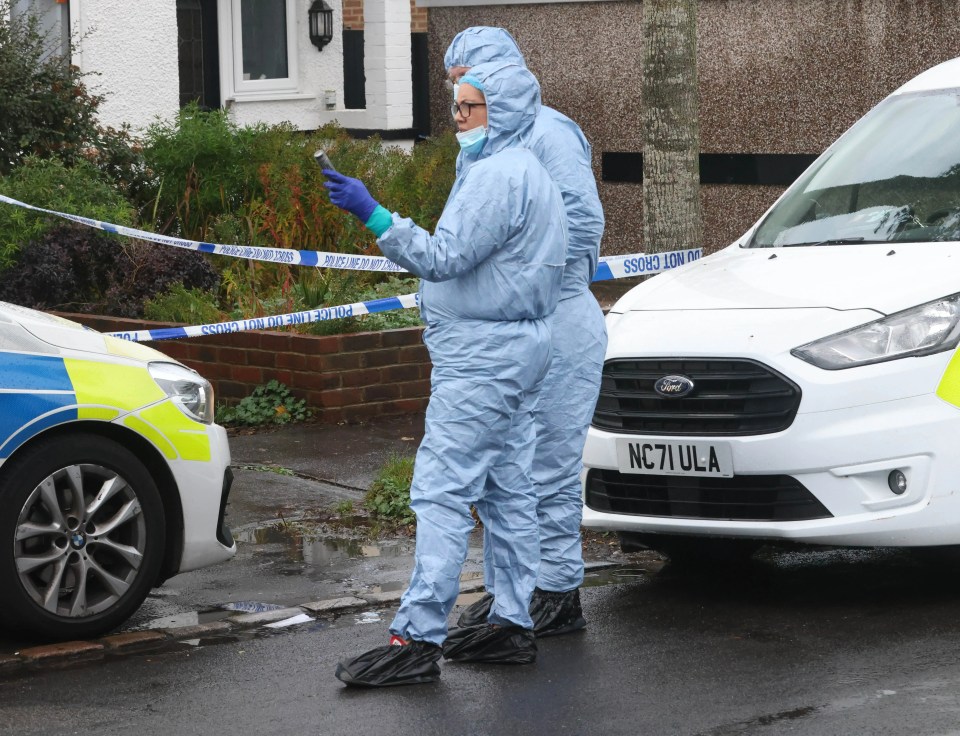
[748,88,960,248]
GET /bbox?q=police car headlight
[149,362,215,424]
[792,293,960,370]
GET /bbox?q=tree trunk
[642,0,702,253]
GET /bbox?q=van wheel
[0,434,165,641]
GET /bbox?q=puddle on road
[126,525,652,654]
[148,560,654,652]
[234,518,653,591]
[133,608,234,631]
[232,520,417,578]
[583,566,655,587]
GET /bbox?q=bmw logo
[70,533,86,550]
[654,374,695,398]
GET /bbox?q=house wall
[411,1,427,33]
[425,0,960,256]
[71,0,415,135]
[344,0,427,32]
[217,0,413,132]
[223,0,350,130]
[69,0,180,133]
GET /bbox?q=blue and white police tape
[0,192,701,279]
[593,248,702,280]
[107,248,700,342]
[0,193,404,273]
[107,293,422,342]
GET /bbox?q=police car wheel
[0,433,165,641]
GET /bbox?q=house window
[222,0,298,96]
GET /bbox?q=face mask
[456,125,487,155]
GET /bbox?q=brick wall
[60,314,432,424]
[411,1,428,34]
[343,1,428,35]
[343,0,363,30]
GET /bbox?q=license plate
[615,439,733,478]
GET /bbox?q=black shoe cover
[529,587,586,638]
[456,592,494,627]
[335,640,441,687]
[442,624,537,664]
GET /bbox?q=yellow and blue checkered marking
[0,351,210,461]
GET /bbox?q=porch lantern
[308,0,334,51]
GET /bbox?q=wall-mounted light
[308,0,334,51]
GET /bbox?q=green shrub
[217,380,311,427]
[0,101,455,329]
[0,2,145,194]
[224,127,455,333]
[0,157,135,267]
[0,1,98,175]
[142,104,295,241]
[144,283,223,324]
[380,132,459,231]
[351,276,423,332]
[364,454,416,525]
[0,222,220,317]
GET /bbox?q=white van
[581,57,960,560]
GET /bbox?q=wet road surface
[6,545,960,734]
[6,416,960,732]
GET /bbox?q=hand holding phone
[314,150,337,174]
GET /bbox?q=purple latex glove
[323,170,379,223]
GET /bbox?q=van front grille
[592,358,801,436]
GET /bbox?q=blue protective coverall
[445,27,608,594]
[378,61,567,645]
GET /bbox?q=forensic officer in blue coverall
[447,27,608,637]
[325,60,567,688]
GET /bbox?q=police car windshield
[748,89,960,248]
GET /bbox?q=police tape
[593,248,702,280]
[107,250,703,343]
[0,193,405,273]
[0,193,701,279]
[107,293,422,342]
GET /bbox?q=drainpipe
[66,0,81,68]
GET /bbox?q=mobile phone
[314,150,337,174]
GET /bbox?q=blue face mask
[456,125,488,155]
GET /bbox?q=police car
[582,57,960,561]
[0,302,235,640]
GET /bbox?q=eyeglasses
[450,101,486,118]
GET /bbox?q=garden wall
[58,314,432,424]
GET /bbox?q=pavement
[1,413,627,673]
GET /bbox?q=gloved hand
[323,170,379,223]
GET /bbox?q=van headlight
[148,362,215,424]
[792,293,960,370]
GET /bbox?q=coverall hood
[462,61,540,158]
[444,26,526,71]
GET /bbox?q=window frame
[219,0,299,98]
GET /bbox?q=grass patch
[363,454,415,526]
